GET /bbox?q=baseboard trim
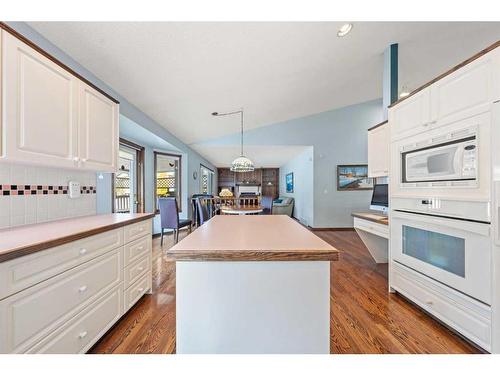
[309,227,355,231]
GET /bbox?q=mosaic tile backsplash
[0,162,97,229]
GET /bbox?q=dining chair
[260,195,273,215]
[158,197,192,245]
[196,197,212,225]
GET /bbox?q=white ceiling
[191,145,309,168]
[28,22,500,166]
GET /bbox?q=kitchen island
[167,215,339,354]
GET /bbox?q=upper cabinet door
[368,123,389,178]
[389,88,431,142]
[2,32,79,167]
[430,51,497,126]
[78,83,118,172]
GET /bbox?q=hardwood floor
[90,229,481,354]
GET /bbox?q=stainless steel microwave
[402,135,477,184]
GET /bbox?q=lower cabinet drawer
[0,248,122,353]
[124,271,151,313]
[124,254,151,289]
[26,285,123,353]
[124,219,152,243]
[124,236,151,266]
[392,262,491,351]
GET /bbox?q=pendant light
[211,109,255,172]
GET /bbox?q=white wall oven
[391,209,491,305]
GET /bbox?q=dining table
[219,204,263,215]
[167,214,339,354]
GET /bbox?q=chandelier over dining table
[211,108,255,172]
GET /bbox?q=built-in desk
[352,212,389,263]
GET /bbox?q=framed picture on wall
[286,172,294,193]
[336,164,373,191]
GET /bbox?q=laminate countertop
[168,215,339,261]
[351,212,389,225]
[0,213,155,263]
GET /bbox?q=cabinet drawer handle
[73,157,79,162]
[137,266,144,272]
[78,285,88,293]
[79,248,87,255]
[78,331,88,339]
[425,300,433,306]
[138,287,144,293]
[81,158,88,162]
[137,246,144,251]
[139,227,144,231]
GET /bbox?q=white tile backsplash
[0,162,97,230]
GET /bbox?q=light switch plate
[68,181,81,199]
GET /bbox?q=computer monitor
[370,184,388,213]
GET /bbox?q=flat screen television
[370,184,388,213]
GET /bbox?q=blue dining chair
[158,197,192,245]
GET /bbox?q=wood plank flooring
[90,229,481,354]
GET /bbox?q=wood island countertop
[0,213,155,263]
[167,215,339,261]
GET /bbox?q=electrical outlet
[68,181,81,199]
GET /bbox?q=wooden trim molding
[0,21,119,104]
[389,39,500,108]
[368,120,388,131]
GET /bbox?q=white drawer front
[27,285,123,353]
[124,271,151,313]
[392,262,491,351]
[124,236,151,266]
[0,228,123,300]
[124,254,151,289]
[0,249,122,353]
[124,220,152,244]
[353,218,389,239]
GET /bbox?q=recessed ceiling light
[337,23,353,37]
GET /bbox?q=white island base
[176,261,330,354]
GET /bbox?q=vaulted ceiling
[29,22,500,165]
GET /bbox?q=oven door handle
[392,210,490,237]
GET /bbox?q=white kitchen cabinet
[389,88,431,141]
[1,31,79,169]
[78,83,118,172]
[390,46,500,142]
[367,121,389,177]
[430,50,498,126]
[0,218,153,353]
[0,28,119,172]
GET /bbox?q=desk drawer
[124,220,151,244]
[353,218,389,239]
[0,228,123,300]
[124,272,151,313]
[124,254,150,289]
[27,285,123,353]
[392,262,491,351]
[124,236,151,266]
[0,249,122,353]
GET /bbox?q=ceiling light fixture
[399,84,411,98]
[212,109,255,173]
[337,23,353,37]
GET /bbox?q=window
[113,140,145,213]
[154,152,181,211]
[200,164,214,195]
